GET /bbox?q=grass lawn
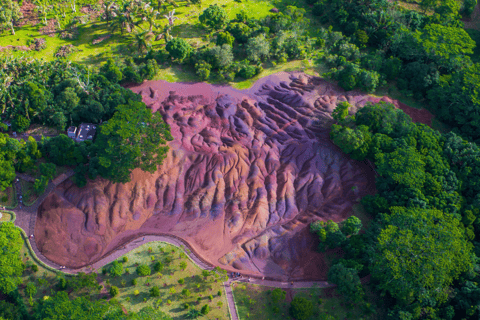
[20,179,39,206]
[0,211,14,222]
[232,282,382,320]
[98,242,230,319]
[0,186,17,209]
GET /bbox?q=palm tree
[103,0,117,24]
[134,30,154,53]
[164,9,177,26]
[110,14,128,34]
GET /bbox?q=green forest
[2,0,480,318]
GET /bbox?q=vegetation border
[0,210,16,223]
[1,184,18,209]
[16,227,73,277]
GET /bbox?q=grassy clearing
[0,186,17,208]
[232,282,381,320]
[98,242,230,319]
[20,179,38,206]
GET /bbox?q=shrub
[134,289,140,296]
[238,64,257,79]
[184,303,190,310]
[180,261,187,270]
[25,282,37,298]
[121,280,126,287]
[167,299,172,305]
[58,277,67,290]
[169,287,176,295]
[246,35,270,62]
[100,58,122,83]
[201,304,210,315]
[289,297,313,320]
[31,264,39,272]
[195,60,212,80]
[217,290,222,296]
[208,44,234,69]
[12,115,30,133]
[132,278,138,286]
[178,278,185,285]
[109,286,119,297]
[150,286,160,297]
[136,265,151,276]
[208,294,213,301]
[154,261,164,273]
[182,288,191,297]
[216,31,235,47]
[109,261,123,277]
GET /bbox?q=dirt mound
[35,73,428,280]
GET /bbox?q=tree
[150,286,160,297]
[0,0,23,35]
[417,24,475,64]
[25,282,37,298]
[166,38,193,62]
[186,308,201,319]
[0,222,24,294]
[208,45,234,69]
[109,286,119,297]
[100,59,123,83]
[332,101,350,122]
[199,5,228,30]
[109,261,123,277]
[342,216,362,236]
[134,31,154,54]
[92,100,172,183]
[0,155,15,191]
[216,31,234,47]
[34,175,48,194]
[270,288,286,304]
[12,115,30,133]
[330,124,371,161]
[246,35,270,63]
[136,265,151,276]
[39,163,56,181]
[289,297,313,320]
[328,262,363,302]
[371,207,474,305]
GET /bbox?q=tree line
[311,101,480,319]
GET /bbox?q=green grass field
[98,242,230,319]
[232,282,381,320]
[0,211,13,222]
[20,179,39,206]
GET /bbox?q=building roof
[75,123,97,142]
[67,126,76,133]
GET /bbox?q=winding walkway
[9,170,338,320]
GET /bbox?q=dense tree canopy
[92,100,172,183]
[0,222,24,294]
[371,207,474,304]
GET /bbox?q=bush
[100,58,122,83]
[217,290,222,296]
[25,282,37,298]
[178,278,185,285]
[154,261,164,273]
[199,5,228,30]
[246,35,270,62]
[136,265,151,276]
[150,286,160,297]
[208,44,234,69]
[134,289,140,296]
[182,288,191,297]
[195,61,212,80]
[122,256,128,263]
[166,38,193,62]
[132,278,138,286]
[290,297,313,320]
[201,304,210,315]
[109,261,123,277]
[109,286,119,297]
[31,264,39,272]
[238,64,257,79]
[216,31,235,46]
[58,277,67,290]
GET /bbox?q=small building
[67,126,77,139]
[75,123,97,142]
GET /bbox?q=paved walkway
[9,168,341,320]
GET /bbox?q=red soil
[35,73,429,280]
